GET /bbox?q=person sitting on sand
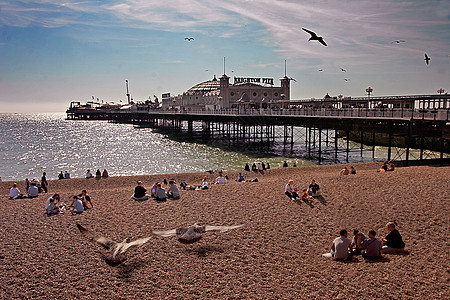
[381,221,405,254]
[102,169,109,178]
[301,188,312,202]
[131,181,149,201]
[340,166,349,175]
[237,173,245,182]
[244,163,250,172]
[95,169,101,179]
[387,161,395,171]
[166,180,180,200]
[308,179,321,196]
[331,229,352,261]
[9,183,24,199]
[224,175,230,184]
[79,190,93,208]
[46,197,61,216]
[154,183,167,202]
[27,182,39,198]
[201,177,209,189]
[285,180,299,201]
[64,170,70,179]
[377,162,388,173]
[350,230,366,255]
[85,169,93,179]
[150,182,159,198]
[350,166,356,174]
[70,196,84,215]
[45,194,60,210]
[214,174,226,184]
[58,171,64,180]
[358,229,382,260]
[251,163,257,173]
[283,161,288,168]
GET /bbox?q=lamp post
[366,87,373,109]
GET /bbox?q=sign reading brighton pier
[234,77,274,85]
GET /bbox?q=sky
[0,0,449,113]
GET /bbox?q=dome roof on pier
[187,75,220,94]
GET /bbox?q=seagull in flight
[340,68,346,72]
[391,40,405,44]
[185,37,194,41]
[344,78,350,82]
[424,53,430,65]
[153,224,244,244]
[301,28,327,46]
[77,224,151,266]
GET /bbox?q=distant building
[162,73,291,110]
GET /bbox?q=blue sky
[0,0,449,112]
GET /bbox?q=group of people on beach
[285,179,321,201]
[378,161,395,172]
[245,162,270,174]
[339,166,357,175]
[9,173,49,199]
[329,221,405,261]
[43,190,93,216]
[86,169,109,179]
[131,179,180,202]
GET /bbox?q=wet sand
[0,162,448,299]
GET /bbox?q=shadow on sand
[314,195,327,205]
[185,245,225,257]
[118,259,149,279]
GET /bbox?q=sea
[0,113,310,181]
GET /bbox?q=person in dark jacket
[381,220,405,254]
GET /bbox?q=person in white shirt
[27,182,39,198]
[85,169,93,179]
[9,183,23,199]
[45,194,60,210]
[214,174,225,184]
[331,229,352,261]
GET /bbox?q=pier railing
[148,107,449,121]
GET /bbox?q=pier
[67,93,450,165]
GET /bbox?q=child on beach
[46,197,61,216]
[301,188,312,201]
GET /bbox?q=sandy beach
[0,162,448,299]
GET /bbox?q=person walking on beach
[24,178,30,191]
[41,172,48,193]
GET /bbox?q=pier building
[161,73,291,110]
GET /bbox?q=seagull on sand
[153,224,244,244]
[76,224,151,266]
[344,78,350,82]
[424,53,430,65]
[391,40,405,44]
[340,68,346,72]
[185,37,194,41]
[301,28,327,46]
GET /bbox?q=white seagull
[153,224,244,244]
[77,224,151,266]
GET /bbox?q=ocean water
[0,113,305,181]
